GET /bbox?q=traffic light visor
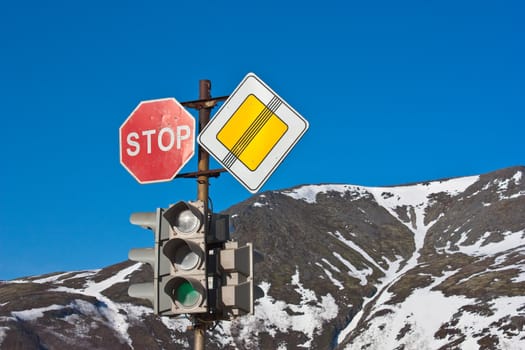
[176,209,200,234]
[164,201,204,235]
[165,277,204,309]
[163,238,203,271]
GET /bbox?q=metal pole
[197,79,211,204]
[194,79,211,350]
[194,324,205,350]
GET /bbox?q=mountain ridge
[1,165,524,349]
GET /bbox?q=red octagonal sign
[119,98,195,184]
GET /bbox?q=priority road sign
[198,73,309,193]
[119,98,195,184]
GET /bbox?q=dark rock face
[1,166,524,349]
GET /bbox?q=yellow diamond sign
[198,73,309,193]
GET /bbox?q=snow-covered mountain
[1,166,524,349]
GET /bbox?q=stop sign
[119,98,195,184]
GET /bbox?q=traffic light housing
[127,208,173,316]
[162,200,208,314]
[127,201,263,320]
[218,242,264,317]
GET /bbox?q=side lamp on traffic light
[219,241,264,317]
[127,209,173,316]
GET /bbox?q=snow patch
[159,315,192,334]
[456,230,525,256]
[11,270,100,285]
[30,272,74,284]
[330,231,383,272]
[250,194,272,208]
[329,176,480,346]
[0,326,8,348]
[159,316,192,347]
[31,270,100,284]
[281,184,368,204]
[482,171,525,200]
[368,175,479,253]
[456,296,525,349]
[235,269,338,348]
[12,304,65,321]
[512,267,525,283]
[512,170,522,184]
[348,290,471,349]
[333,252,372,286]
[321,258,341,273]
[50,263,143,348]
[343,262,525,350]
[316,262,344,290]
[336,255,404,344]
[347,269,466,349]
[83,263,140,294]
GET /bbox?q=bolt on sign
[198,73,309,193]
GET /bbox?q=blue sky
[1,0,523,280]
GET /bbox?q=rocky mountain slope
[1,166,524,349]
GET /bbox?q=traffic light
[127,201,263,320]
[127,208,173,316]
[219,241,264,317]
[162,200,208,314]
